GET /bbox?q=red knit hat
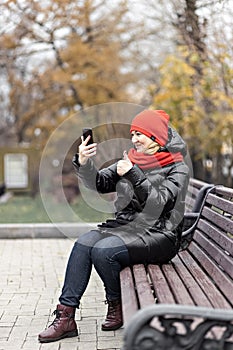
[130,110,169,146]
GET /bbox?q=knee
[91,237,123,265]
[91,240,111,265]
[76,234,89,247]
[76,230,101,247]
[91,236,129,265]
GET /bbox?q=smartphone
[82,128,94,146]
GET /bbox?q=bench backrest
[180,179,214,250]
[185,178,214,213]
[188,185,233,306]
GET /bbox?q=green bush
[0,194,112,223]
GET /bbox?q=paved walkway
[0,239,124,350]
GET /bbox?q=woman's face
[131,131,154,153]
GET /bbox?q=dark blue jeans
[59,230,130,308]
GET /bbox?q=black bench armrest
[180,185,217,251]
[179,212,199,251]
[182,212,199,230]
[123,304,233,350]
[191,184,214,212]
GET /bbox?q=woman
[38,109,190,343]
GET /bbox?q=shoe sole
[101,323,123,331]
[38,329,78,343]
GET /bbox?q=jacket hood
[158,126,187,157]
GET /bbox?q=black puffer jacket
[73,127,190,264]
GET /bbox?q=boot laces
[49,308,74,329]
[105,300,120,317]
[49,309,62,329]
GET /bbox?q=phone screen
[82,128,94,146]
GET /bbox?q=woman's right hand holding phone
[78,136,97,165]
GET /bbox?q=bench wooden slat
[194,230,233,279]
[185,178,212,213]
[185,178,213,213]
[188,242,233,305]
[178,250,231,309]
[120,267,138,325]
[216,186,233,198]
[132,265,155,308]
[188,186,199,197]
[197,218,233,255]
[175,252,232,341]
[206,193,233,216]
[185,197,195,212]
[148,264,175,304]
[201,206,233,235]
[172,255,212,307]
[191,178,210,187]
[161,263,194,305]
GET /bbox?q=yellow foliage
[1,0,138,146]
[150,50,233,159]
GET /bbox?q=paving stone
[59,342,79,350]
[0,239,123,350]
[21,339,42,350]
[40,341,61,350]
[77,343,97,350]
[0,327,12,338]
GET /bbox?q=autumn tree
[0,0,141,147]
[143,0,233,185]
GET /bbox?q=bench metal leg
[122,304,233,350]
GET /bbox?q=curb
[0,222,98,239]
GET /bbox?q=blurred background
[0,0,232,223]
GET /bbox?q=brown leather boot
[101,299,123,331]
[38,304,78,343]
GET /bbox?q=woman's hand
[78,135,97,165]
[117,151,133,176]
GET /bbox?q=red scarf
[128,148,184,170]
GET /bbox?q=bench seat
[121,185,233,350]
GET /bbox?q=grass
[0,194,112,223]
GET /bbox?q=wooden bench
[121,185,233,350]
[185,178,214,213]
[181,178,214,250]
